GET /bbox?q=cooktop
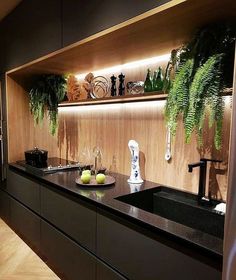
[17,157,81,175]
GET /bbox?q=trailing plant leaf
[29,82,47,125]
[214,97,224,150]
[165,59,194,135]
[185,54,224,148]
[164,22,235,150]
[28,74,67,136]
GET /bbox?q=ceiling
[0,0,22,22]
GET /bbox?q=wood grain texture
[7,60,232,201]
[7,0,236,80]
[6,75,58,163]
[57,97,231,201]
[0,218,60,280]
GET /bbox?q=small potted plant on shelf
[29,74,67,135]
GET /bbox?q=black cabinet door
[0,0,62,72]
[10,197,40,250]
[97,259,127,280]
[7,170,40,214]
[97,212,221,280]
[41,220,96,280]
[0,189,10,222]
[62,0,170,47]
[41,186,96,251]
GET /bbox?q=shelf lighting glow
[75,54,170,80]
[59,103,122,112]
[224,95,232,107]
[58,100,165,113]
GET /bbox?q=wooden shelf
[7,0,236,81]
[58,88,233,108]
[58,92,168,107]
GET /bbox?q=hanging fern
[164,22,235,150]
[165,59,194,135]
[29,82,47,125]
[185,54,224,148]
[29,75,67,136]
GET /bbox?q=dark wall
[0,0,170,73]
[0,0,62,73]
[62,0,170,47]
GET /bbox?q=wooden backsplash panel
[58,97,231,201]
[6,76,59,163]
[6,73,231,202]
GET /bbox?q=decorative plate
[75,175,115,187]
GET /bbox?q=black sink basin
[116,186,225,239]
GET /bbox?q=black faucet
[188,158,222,205]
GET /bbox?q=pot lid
[25,147,48,155]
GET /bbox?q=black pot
[25,147,48,168]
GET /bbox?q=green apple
[81,173,91,184]
[96,173,106,184]
[82,169,91,175]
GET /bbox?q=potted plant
[29,74,67,135]
[164,22,236,150]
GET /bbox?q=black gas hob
[17,157,81,175]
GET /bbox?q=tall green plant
[29,75,67,135]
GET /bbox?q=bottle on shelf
[153,66,164,91]
[144,68,153,93]
[152,70,158,91]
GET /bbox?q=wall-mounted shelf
[58,92,167,107]
[58,88,233,108]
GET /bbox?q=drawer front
[97,213,221,280]
[97,259,127,280]
[7,170,40,213]
[41,220,96,280]
[10,198,40,249]
[0,189,10,222]
[41,186,96,251]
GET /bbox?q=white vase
[127,140,143,184]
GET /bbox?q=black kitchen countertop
[8,162,223,263]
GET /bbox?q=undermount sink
[116,186,225,239]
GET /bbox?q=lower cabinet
[0,189,10,222]
[1,170,222,280]
[10,197,40,250]
[97,259,127,280]
[41,220,96,280]
[7,170,40,214]
[41,186,96,252]
[97,212,221,280]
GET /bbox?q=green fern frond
[185,54,223,144]
[29,75,66,136]
[165,59,194,135]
